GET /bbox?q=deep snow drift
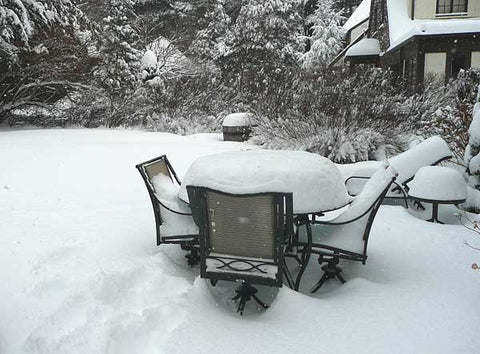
[1,129,479,354]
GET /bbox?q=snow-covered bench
[340,136,453,206]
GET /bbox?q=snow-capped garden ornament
[222,113,255,142]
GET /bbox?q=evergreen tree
[191,0,232,62]
[95,0,140,94]
[224,0,303,92]
[300,0,345,69]
[0,0,84,66]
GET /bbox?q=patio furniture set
[135,136,460,314]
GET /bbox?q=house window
[437,0,468,14]
[449,52,467,79]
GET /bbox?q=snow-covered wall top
[343,0,371,32]
[387,0,480,51]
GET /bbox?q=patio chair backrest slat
[206,192,276,259]
[143,159,173,189]
[187,186,292,287]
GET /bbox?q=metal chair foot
[232,283,269,315]
[311,258,346,293]
[185,248,199,267]
[336,272,346,284]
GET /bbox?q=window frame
[436,0,469,15]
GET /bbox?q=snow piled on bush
[250,122,402,163]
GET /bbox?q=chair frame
[136,155,198,249]
[344,155,452,208]
[291,175,396,291]
[186,186,293,288]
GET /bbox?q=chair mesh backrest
[205,191,276,259]
[143,158,172,190]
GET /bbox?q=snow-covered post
[465,83,480,189]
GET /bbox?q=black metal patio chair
[296,164,397,292]
[136,155,199,265]
[187,186,293,314]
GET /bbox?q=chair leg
[251,294,269,309]
[336,271,346,284]
[231,282,269,315]
[310,272,329,293]
[310,257,346,293]
[185,248,199,267]
[413,200,426,211]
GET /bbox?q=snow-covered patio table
[178,149,352,291]
[178,150,351,215]
[408,166,467,224]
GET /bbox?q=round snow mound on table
[408,166,467,201]
[179,150,351,214]
[222,112,254,127]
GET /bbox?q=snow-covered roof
[387,0,480,51]
[343,0,371,32]
[345,38,380,57]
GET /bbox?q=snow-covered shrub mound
[249,67,412,163]
[251,123,404,164]
[144,112,221,135]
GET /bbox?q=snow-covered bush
[465,83,480,188]
[143,113,221,135]
[416,69,480,162]
[250,67,410,163]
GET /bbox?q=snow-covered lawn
[1,129,479,354]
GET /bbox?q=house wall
[414,0,480,19]
[382,33,480,87]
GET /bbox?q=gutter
[386,31,480,54]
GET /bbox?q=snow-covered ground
[1,129,480,354]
